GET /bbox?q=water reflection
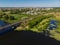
[0,20,7,27]
[47,20,57,30]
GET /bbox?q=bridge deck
[0,21,21,30]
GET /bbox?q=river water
[47,20,57,30]
[0,20,7,27]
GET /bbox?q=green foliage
[0,15,3,18]
[3,15,9,20]
[10,9,20,14]
[1,9,9,12]
[9,16,15,20]
[28,16,43,28]
[28,15,52,28]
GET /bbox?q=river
[47,20,57,30]
[0,20,7,27]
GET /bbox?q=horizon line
[0,6,59,8]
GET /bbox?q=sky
[0,0,60,7]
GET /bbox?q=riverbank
[48,14,60,41]
[0,20,9,27]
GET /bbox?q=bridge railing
[0,21,21,30]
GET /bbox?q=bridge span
[0,21,21,35]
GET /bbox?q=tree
[10,9,20,14]
[9,16,15,20]
[4,15,9,20]
[1,9,9,12]
[0,14,3,18]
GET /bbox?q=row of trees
[28,15,53,28]
[0,13,15,20]
[1,8,60,15]
[1,8,31,14]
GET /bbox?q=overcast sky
[0,0,60,7]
